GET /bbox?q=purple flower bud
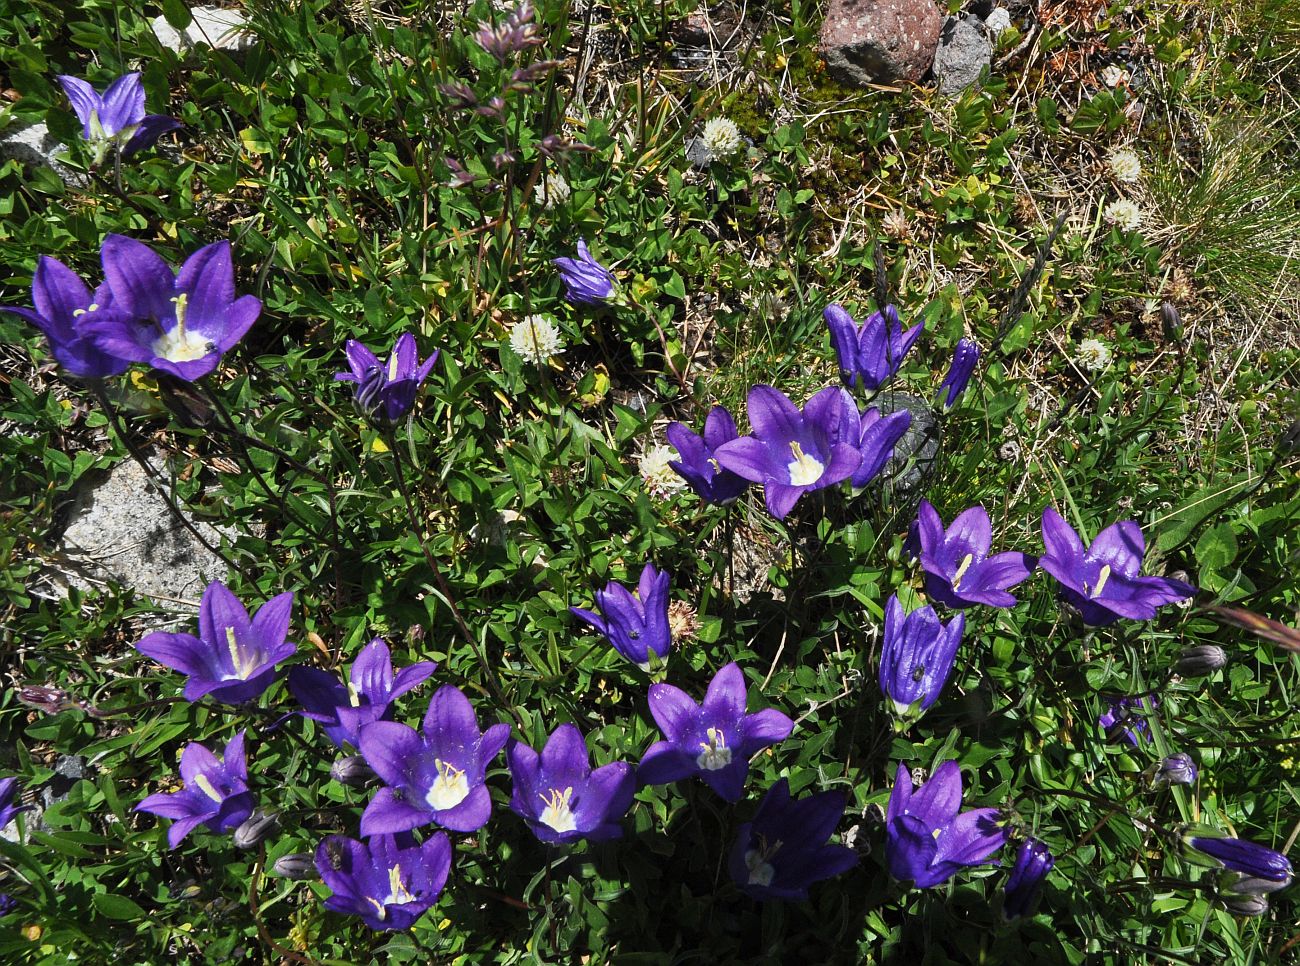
[330,755,378,788]
[233,808,279,849]
[333,333,439,425]
[0,778,30,830]
[553,238,616,306]
[1221,891,1269,917]
[272,852,319,880]
[938,338,980,408]
[16,685,85,716]
[1003,838,1054,920]
[1187,834,1293,893]
[1153,753,1197,786]
[879,596,964,725]
[1161,302,1182,342]
[1175,645,1227,676]
[437,82,478,110]
[571,563,672,669]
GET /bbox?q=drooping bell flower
[0,778,30,830]
[135,731,255,848]
[665,406,750,505]
[315,832,451,932]
[884,760,1007,888]
[1152,753,1198,787]
[1038,507,1196,626]
[727,778,858,900]
[1098,694,1156,746]
[570,563,672,670]
[554,238,615,305]
[1,256,131,378]
[850,406,911,490]
[938,338,980,408]
[288,638,437,750]
[507,723,635,845]
[1186,834,1293,895]
[135,581,296,705]
[333,333,439,424]
[915,501,1035,609]
[57,72,180,164]
[637,662,793,802]
[358,685,510,835]
[713,385,863,520]
[878,595,964,725]
[1002,838,1053,920]
[823,302,923,392]
[85,235,262,381]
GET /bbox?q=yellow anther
[952,553,974,590]
[1092,564,1112,598]
[193,773,224,802]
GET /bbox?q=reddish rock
[820,0,944,86]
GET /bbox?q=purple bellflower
[0,895,15,917]
[879,596,964,725]
[316,832,452,931]
[823,302,924,392]
[1002,838,1054,920]
[1099,694,1156,746]
[915,500,1035,609]
[57,72,180,164]
[884,760,1007,888]
[850,406,911,490]
[1039,507,1196,626]
[0,778,30,830]
[136,581,296,705]
[570,563,672,670]
[1187,835,1293,894]
[727,778,857,901]
[85,235,262,381]
[333,333,439,424]
[1153,753,1198,787]
[288,638,436,750]
[2,256,130,378]
[637,662,793,802]
[135,731,254,848]
[554,239,615,305]
[507,723,635,845]
[938,338,980,408]
[358,685,510,835]
[713,385,863,520]
[665,406,750,505]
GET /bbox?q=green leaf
[92,892,147,921]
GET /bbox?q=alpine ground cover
[0,0,1298,962]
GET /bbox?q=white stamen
[787,441,824,486]
[745,835,781,886]
[153,294,213,363]
[1091,564,1112,598]
[538,786,577,834]
[193,773,224,802]
[695,727,732,771]
[425,760,470,810]
[952,553,974,590]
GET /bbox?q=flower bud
[1002,838,1054,920]
[16,685,81,715]
[1160,301,1182,342]
[1175,645,1227,676]
[1152,753,1197,787]
[1221,891,1269,917]
[330,755,377,788]
[233,809,279,850]
[271,853,319,881]
[1186,834,1293,892]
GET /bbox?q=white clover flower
[509,314,566,364]
[639,444,686,500]
[1103,198,1143,231]
[533,171,571,209]
[701,117,744,160]
[1077,338,1113,373]
[1108,148,1142,184]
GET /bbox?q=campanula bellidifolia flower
[1,256,131,378]
[272,853,319,881]
[823,302,924,392]
[316,832,451,932]
[1186,835,1293,894]
[1175,644,1227,676]
[289,638,436,751]
[637,662,793,802]
[938,338,980,408]
[0,778,30,830]
[85,235,262,382]
[57,72,180,164]
[570,563,672,670]
[135,581,296,705]
[726,778,858,901]
[713,385,863,520]
[915,500,1035,609]
[665,406,750,505]
[334,333,439,425]
[1002,838,1054,920]
[507,723,635,845]
[358,685,510,835]
[554,239,616,305]
[879,595,964,725]
[135,731,254,848]
[884,761,1007,888]
[1098,695,1155,746]
[850,406,912,490]
[1038,507,1196,626]
[1153,753,1197,787]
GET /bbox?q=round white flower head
[701,117,744,160]
[1103,198,1143,231]
[1077,338,1113,373]
[509,314,566,364]
[1108,148,1142,184]
[639,444,686,500]
[533,172,571,210]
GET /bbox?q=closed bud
[1175,644,1227,676]
[16,685,81,715]
[271,853,319,881]
[1221,891,1269,917]
[1152,753,1197,787]
[331,755,377,788]
[233,809,279,850]
[1160,302,1182,342]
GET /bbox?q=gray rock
[820,0,944,87]
[984,7,1012,34]
[933,14,993,96]
[0,122,82,185]
[151,6,257,59]
[39,755,91,811]
[875,391,941,498]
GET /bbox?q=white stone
[151,7,257,57]
[0,122,81,185]
[985,8,1012,35]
